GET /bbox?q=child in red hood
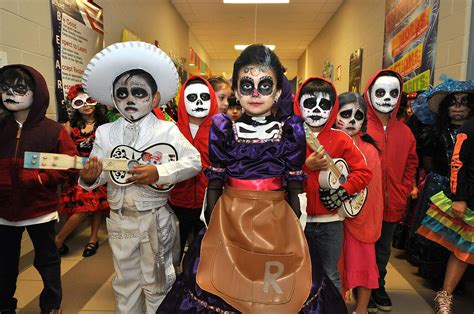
[293,76,372,293]
[364,70,418,312]
[169,75,219,259]
[0,65,78,313]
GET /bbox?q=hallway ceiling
[171,0,343,60]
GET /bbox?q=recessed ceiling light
[235,44,275,50]
[224,0,289,3]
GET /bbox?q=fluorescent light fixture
[224,0,289,3]
[235,44,275,50]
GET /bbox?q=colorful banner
[383,0,439,93]
[50,0,104,122]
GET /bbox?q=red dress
[59,127,109,214]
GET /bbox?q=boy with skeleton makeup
[78,42,201,313]
[293,77,372,293]
[364,70,418,311]
[0,65,78,314]
[169,76,218,260]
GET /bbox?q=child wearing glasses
[55,84,110,257]
[0,65,78,314]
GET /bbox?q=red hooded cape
[169,75,219,208]
[293,76,372,216]
[364,69,418,222]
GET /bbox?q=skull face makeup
[236,65,280,117]
[184,83,211,118]
[113,74,155,122]
[370,76,400,113]
[1,80,34,113]
[336,102,365,137]
[300,92,333,127]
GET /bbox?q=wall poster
[50,0,104,122]
[382,0,440,93]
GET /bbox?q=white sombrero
[82,41,178,107]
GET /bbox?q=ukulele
[24,143,178,192]
[303,123,367,218]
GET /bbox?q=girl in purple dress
[158,44,346,313]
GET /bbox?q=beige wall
[0,0,56,119]
[0,0,189,120]
[299,0,473,93]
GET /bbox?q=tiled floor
[13,222,474,313]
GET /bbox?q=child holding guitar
[78,42,201,313]
[336,92,383,314]
[293,77,372,293]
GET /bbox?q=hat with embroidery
[82,41,179,108]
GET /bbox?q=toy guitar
[24,143,178,192]
[303,124,367,218]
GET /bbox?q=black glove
[287,180,303,218]
[319,187,349,211]
[205,179,224,224]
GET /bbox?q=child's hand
[410,186,419,199]
[127,165,159,185]
[451,201,467,218]
[305,150,328,171]
[80,156,102,184]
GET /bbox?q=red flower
[67,84,83,100]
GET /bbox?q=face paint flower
[300,92,332,127]
[370,76,400,113]
[184,83,211,118]
[336,102,365,137]
[113,75,154,122]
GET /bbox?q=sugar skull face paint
[370,76,400,113]
[336,102,364,137]
[1,80,33,112]
[300,92,332,127]
[113,75,154,122]
[184,83,211,118]
[236,65,280,117]
[447,93,471,123]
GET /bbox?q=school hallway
[12,221,473,314]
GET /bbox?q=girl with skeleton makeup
[336,92,383,314]
[158,45,347,314]
[55,84,109,258]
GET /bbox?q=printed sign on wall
[50,0,104,122]
[349,48,363,93]
[382,0,440,93]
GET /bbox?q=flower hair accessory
[67,84,83,100]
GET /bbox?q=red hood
[0,64,49,126]
[363,69,403,127]
[177,75,218,142]
[293,76,339,135]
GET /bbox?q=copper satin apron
[196,185,311,313]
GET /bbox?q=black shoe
[58,244,69,256]
[82,242,99,257]
[373,287,392,311]
[367,296,378,313]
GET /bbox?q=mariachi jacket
[0,64,78,222]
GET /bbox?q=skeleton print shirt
[206,113,306,182]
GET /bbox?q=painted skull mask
[300,92,333,127]
[113,74,155,122]
[336,102,365,137]
[184,83,211,118]
[370,76,400,113]
[1,80,34,113]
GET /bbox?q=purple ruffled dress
[157,114,347,313]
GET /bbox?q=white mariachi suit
[80,113,201,313]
